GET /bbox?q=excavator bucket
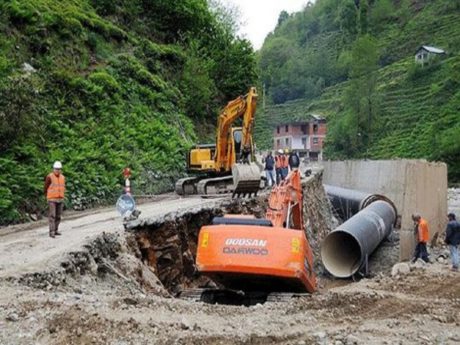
[232,163,261,197]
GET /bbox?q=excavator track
[175,177,198,195]
[175,174,260,198]
[179,288,308,305]
[196,176,234,195]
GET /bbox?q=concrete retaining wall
[323,160,447,261]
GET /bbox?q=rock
[437,257,445,264]
[335,341,344,345]
[22,63,36,74]
[123,297,138,305]
[391,262,410,277]
[6,313,19,322]
[180,318,191,330]
[346,334,359,345]
[411,259,427,269]
[314,331,327,341]
[297,340,306,345]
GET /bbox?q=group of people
[263,149,300,187]
[412,213,460,271]
[43,159,460,271]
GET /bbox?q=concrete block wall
[322,160,448,261]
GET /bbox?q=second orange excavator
[188,167,316,304]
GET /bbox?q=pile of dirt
[301,170,338,273]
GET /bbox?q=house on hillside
[415,45,446,65]
[273,114,327,161]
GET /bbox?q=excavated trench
[15,171,398,309]
[130,199,267,296]
[125,172,344,304]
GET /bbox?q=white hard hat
[53,161,62,169]
[278,149,283,154]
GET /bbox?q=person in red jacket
[44,161,65,238]
[411,213,430,263]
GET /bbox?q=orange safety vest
[417,218,429,243]
[282,154,289,168]
[275,155,285,169]
[47,173,65,200]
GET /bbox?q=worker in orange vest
[275,149,285,184]
[44,161,66,238]
[411,213,430,263]
[282,148,290,179]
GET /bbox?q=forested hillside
[0,0,257,223]
[256,0,460,181]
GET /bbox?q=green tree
[398,0,411,25]
[327,34,380,156]
[359,0,369,34]
[346,34,380,150]
[370,0,395,32]
[337,0,358,35]
[277,10,290,27]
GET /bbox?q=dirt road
[0,192,459,345]
[0,196,222,278]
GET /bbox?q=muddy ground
[0,180,459,344]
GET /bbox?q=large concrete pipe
[321,200,397,278]
[324,185,396,221]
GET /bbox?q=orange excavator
[189,168,316,304]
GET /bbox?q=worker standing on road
[275,150,284,184]
[263,151,276,187]
[411,214,430,263]
[445,213,460,271]
[44,161,65,238]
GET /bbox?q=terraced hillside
[256,0,460,180]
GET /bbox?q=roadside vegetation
[0,0,257,223]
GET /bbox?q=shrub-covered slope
[0,0,257,223]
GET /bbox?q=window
[277,126,280,134]
[277,139,280,147]
[285,138,289,146]
[285,125,289,132]
[313,124,318,133]
[301,124,308,134]
[302,137,307,147]
[313,137,319,145]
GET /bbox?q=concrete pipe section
[321,200,397,278]
[324,184,396,221]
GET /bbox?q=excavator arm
[215,87,258,171]
[265,169,304,230]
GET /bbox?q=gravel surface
[0,187,459,344]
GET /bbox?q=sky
[224,0,308,50]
